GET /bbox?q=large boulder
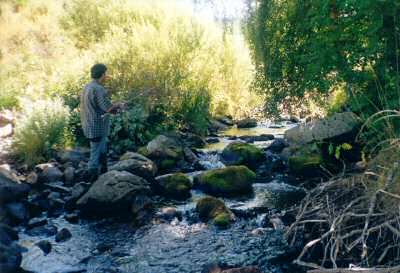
[155,173,192,200]
[196,196,235,228]
[285,112,360,144]
[194,166,256,197]
[236,118,257,128]
[221,142,265,170]
[110,152,157,179]
[0,168,30,204]
[77,170,151,215]
[146,135,183,160]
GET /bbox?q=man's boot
[99,153,108,174]
[88,168,99,183]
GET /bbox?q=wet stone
[45,183,71,195]
[55,228,72,242]
[36,240,52,255]
[27,217,48,229]
[26,224,58,237]
[65,213,79,224]
[96,242,113,253]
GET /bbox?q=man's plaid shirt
[80,80,112,139]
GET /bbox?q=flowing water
[19,121,298,273]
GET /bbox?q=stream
[18,121,299,273]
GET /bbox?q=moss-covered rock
[288,144,323,177]
[155,173,192,200]
[221,142,264,169]
[137,146,150,157]
[196,196,234,228]
[159,159,176,170]
[194,166,255,197]
[213,212,231,229]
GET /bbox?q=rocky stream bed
[1,114,362,273]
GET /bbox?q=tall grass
[12,98,70,165]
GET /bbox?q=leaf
[328,143,334,155]
[341,143,352,150]
[335,146,341,160]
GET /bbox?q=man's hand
[107,102,126,114]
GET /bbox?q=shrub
[12,98,70,165]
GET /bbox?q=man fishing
[80,63,126,182]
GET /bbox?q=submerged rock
[110,152,157,179]
[77,170,151,216]
[238,134,274,143]
[155,173,192,200]
[242,182,306,211]
[221,142,265,170]
[195,166,255,197]
[196,196,234,228]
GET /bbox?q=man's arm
[94,87,124,114]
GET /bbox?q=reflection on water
[204,122,296,152]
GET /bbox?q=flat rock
[285,112,360,144]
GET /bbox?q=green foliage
[12,98,70,165]
[245,0,400,119]
[1,0,260,164]
[328,142,352,160]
